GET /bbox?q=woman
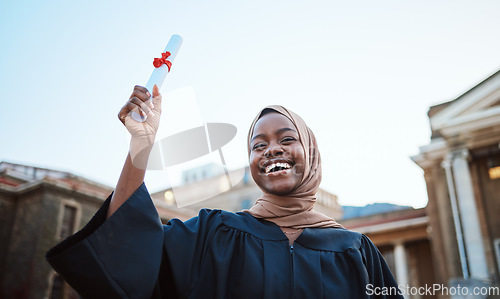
[47,85,403,298]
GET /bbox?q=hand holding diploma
[118,34,182,169]
[118,84,162,170]
[118,85,162,138]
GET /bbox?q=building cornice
[411,138,448,169]
[438,106,500,138]
[348,216,429,235]
[0,179,110,204]
[430,71,500,129]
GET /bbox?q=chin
[263,183,297,195]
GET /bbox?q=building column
[450,148,489,280]
[394,242,409,298]
[441,157,469,279]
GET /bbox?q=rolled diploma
[131,34,183,122]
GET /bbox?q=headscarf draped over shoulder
[242,105,343,229]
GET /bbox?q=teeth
[265,162,292,173]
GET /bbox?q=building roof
[0,161,113,198]
[428,69,500,119]
[342,207,427,234]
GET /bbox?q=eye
[281,137,296,143]
[252,143,266,150]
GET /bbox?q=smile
[264,162,292,174]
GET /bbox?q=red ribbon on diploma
[153,51,172,71]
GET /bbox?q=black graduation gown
[46,183,403,299]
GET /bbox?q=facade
[343,208,435,299]
[0,162,113,299]
[412,70,500,291]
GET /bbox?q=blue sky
[2,0,500,208]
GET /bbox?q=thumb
[152,84,162,112]
[152,84,161,97]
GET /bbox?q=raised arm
[108,84,162,217]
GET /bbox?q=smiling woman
[45,88,403,298]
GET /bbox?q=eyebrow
[250,127,297,143]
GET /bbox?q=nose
[264,143,283,157]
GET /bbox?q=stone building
[0,162,113,299]
[343,208,435,298]
[412,70,500,293]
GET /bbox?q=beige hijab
[243,105,343,229]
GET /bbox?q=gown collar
[221,210,361,252]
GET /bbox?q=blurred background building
[411,70,500,296]
[0,162,112,299]
[343,207,434,298]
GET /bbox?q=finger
[152,94,162,114]
[132,86,151,106]
[152,84,160,98]
[130,89,151,102]
[134,85,151,98]
[118,102,142,124]
[152,84,162,113]
[130,85,151,109]
[130,97,154,117]
[130,90,154,110]
[119,100,151,121]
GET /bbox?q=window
[60,205,77,239]
[57,201,80,240]
[489,166,500,180]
